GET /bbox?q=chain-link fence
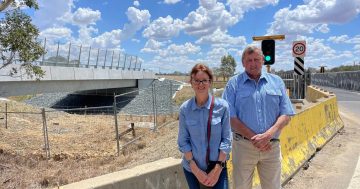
[0,79,182,159]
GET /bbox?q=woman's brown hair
[189,63,213,82]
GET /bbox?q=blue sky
[24,0,360,73]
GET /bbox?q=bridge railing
[1,38,144,71]
[311,71,360,91]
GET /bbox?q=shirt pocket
[211,117,222,137]
[235,89,252,110]
[186,120,201,137]
[265,89,282,107]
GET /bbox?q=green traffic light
[265,55,271,61]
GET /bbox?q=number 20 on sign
[292,41,306,57]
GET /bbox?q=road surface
[284,86,360,189]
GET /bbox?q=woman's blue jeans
[183,167,228,189]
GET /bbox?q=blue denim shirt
[178,94,232,172]
[222,72,295,138]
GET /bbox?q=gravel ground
[24,79,184,115]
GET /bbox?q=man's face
[242,50,264,78]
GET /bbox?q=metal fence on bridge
[1,38,143,71]
[276,72,311,99]
[311,71,360,91]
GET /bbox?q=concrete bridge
[0,40,156,97]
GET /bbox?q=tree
[220,54,236,81]
[0,0,45,79]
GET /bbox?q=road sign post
[292,41,306,99]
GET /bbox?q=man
[222,45,295,189]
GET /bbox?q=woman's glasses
[192,79,211,85]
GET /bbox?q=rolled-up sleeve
[219,101,232,155]
[177,107,192,153]
[222,79,237,118]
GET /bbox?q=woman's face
[191,71,211,96]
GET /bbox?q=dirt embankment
[0,99,181,189]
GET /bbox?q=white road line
[347,153,360,189]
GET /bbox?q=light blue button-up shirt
[178,94,232,172]
[222,72,295,138]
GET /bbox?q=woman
[178,63,232,189]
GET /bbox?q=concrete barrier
[59,157,186,189]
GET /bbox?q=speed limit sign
[292,41,306,57]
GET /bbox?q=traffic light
[261,40,275,65]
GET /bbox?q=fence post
[128,56,133,70]
[152,83,157,131]
[95,49,100,68]
[41,108,50,159]
[87,46,91,68]
[170,81,173,117]
[117,52,121,69]
[110,50,114,69]
[131,123,135,137]
[103,49,108,68]
[113,94,120,156]
[123,54,127,69]
[67,42,71,65]
[78,45,82,67]
[5,103,8,129]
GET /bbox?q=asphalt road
[284,86,360,189]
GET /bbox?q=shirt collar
[190,94,212,111]
[241,71,268,84]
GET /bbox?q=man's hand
[251,133,272,151]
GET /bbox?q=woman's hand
[203,164,222,187]
[189,161,208,184]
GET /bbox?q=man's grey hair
[241,45,264,63]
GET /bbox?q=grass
[7,95,36,102]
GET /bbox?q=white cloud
[354,44,360,54]
[121,7,151,40]
[315,24,329,33]
[195,29,247,48]
[92,29,122,48]
[143,16,183,40]
[167,42,201,55]
[77,26,99,45]
[328,35,350,43]
[134,1,140,7]
[141,39,166,53]
[33,0,74,29]
[142,41,200,58]
[71,8,101,26]
[227,0,279,20]
[40,27,72,41]
[164,0,181,4]
[183,1,238,36]
[268,0,360,35]
[200,0,217,9]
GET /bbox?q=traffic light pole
[266,65,271,73]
